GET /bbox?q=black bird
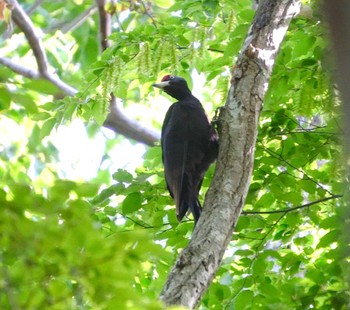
[153,75,218,223]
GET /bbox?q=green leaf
[74,183,100,197]
[319,216,338,229]
[113,169,133,183]
[122,192,143,214]
[12,93,38,114]
[40,118,57,140]
[294,235,313,246]
[104,206,117,216]
[234,249,254,257]
[278,191,303,205]
[234,289,254,310]
[285,212,299,227]
[24,80,59,95]
[256,192,275,208]
[0,86,11,110]
[306,268,325,284]
[317,230,339,249]
[252,257,266,276]
[31,112,52,121]
[235,216,250,231]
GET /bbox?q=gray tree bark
[322,0,350,168]
[160,0,301,308]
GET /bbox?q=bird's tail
[176,174,202,223]
[189,198,202,224]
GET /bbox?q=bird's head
[153,75,192,100]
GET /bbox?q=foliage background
[0,0,349,309]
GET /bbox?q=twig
[0,56,40,79]
[5,0,77,96]
[229,192,342,302]
[262,145,335,197]
[124,215,154,229]
[140,0,158,29]
[229,212,285,303]
[3,0,160,145]
[96,0,111,50]
[0,56,77,96]
[45,5,97,34]
[26,0,43,15]
[9,0,49,75]
[242,194,343,215]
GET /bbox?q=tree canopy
[0,0,349,309]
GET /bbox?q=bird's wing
[161,104,176,199]
[162,140,190,219]
[161,104,193,220]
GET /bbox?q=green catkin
[99,57,120,119]
[143,42,150,75]
[111,57,121,93]
[198,27,206,58]
[227,10,235,33]
[101,81,110,117]
[137,44,144,75]
[318,73,333,113]
[170,40,178,72]
[190,29,198,64]
[153,40,164,75]
[300,84,312,116]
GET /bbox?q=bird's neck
[178,93,196,101]
[166,88,194,101]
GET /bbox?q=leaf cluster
[0,0,349,309]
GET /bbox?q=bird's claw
[212,106,225,130]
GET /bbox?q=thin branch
[229,212,285,303]
[96,0,111,50]
[230,189,338,302]
[243,194,343,215]
[9,0,49,75]
[208,48,224,53]
[2,0,42,38]
[140,0,158,29]
[269,130,340,136]
[3,0,160,145]
[94,0,160,145]
[262,145,335,196]
[0,56,77,96]
[124,215,154,229]
[26,0,43,16]
[104,96,160,145]
[5,0,77,96]
[45,73,78,97]
[177,46,224,54]
[0,56,40,79]
[45,5,98,34]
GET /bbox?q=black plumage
[153,75,218,223]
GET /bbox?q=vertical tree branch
[322,0,350,288]
[96,0,111,50]
[160,0,301,308]
[322,0,350,165]
[9,0,49,75]
[95,0,161,145]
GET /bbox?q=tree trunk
[160,0,301,308]
[322,0,350,167]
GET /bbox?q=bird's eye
[169,75,175,80]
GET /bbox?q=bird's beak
[152,81,170,89]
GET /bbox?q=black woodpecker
[153,75,218,223]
